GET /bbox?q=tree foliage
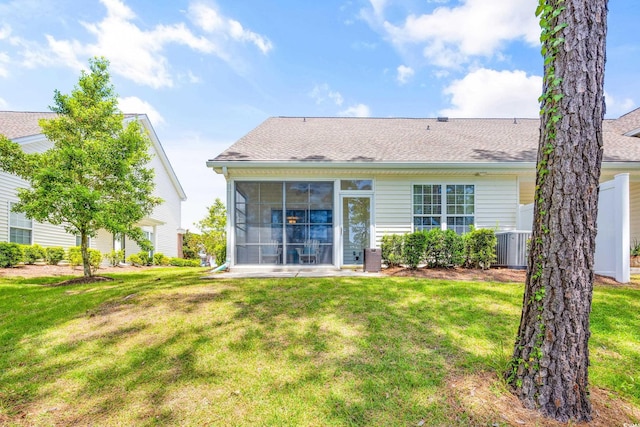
[0,57,161,276]
[196,198,227,264]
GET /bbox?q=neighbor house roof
[209,108,640,167]
[0,110,186,201]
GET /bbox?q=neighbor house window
[9,202,32,244]
[413,184,474,234]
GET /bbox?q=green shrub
[45,247,65,265]
[381,234,403,268]
[464,227,497,270]
[22,244,45,265]
[213,244,226,267]
[67,246,102,271]
[153,253,169,266]
[127,254,143,267]
[0,242,23,268]
[403,231,427,269]
[104,250,125,267]
[169,257,201,267]
[424,228,464,268]
[138,252,152,266]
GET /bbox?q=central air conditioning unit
[495,231,531,269]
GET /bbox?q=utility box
[363,248,382,272]
[495,231,531,269]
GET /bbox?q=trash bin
[363,248,381,272]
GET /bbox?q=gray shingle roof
[0,111,139,140]
[212,108,640,164]
[0,111,57,139]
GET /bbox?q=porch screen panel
[285,182,333,265]
[235,181,333,265]
[235,182,284,264]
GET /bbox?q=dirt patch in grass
[448,371,640,426]
[0,264,156,279]
[383,266,638,287]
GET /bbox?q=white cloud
[310,83,344,106]
[118,96,165,127]
[371,0,539,68]
[604,91,635,118]
[0,97,8,108]
[440,68,542,118]
[0,52,9,78]
[396,64,414,84]
[10,0,272,88]
[188,2,273,54]
[0,24,11,39]
[339,103,371,117]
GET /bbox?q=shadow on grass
[7,272,635,425]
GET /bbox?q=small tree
[196,198,227,265]
[0,57,161,277]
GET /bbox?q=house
[207,108,640,282]
[0,111,187,258]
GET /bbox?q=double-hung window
[9,202,33,244]
[413,184,475,234]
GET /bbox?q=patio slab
[203,267,383,279]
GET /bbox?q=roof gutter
[206,160,539,174]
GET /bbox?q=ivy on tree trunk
[507,0,608,422]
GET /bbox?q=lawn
[0,268,638,426]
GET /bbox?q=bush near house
[22,244,45,265]
[44,247,65,265]
[403,231,428,269]
[153,253,169,266]
[104,250,125,267]
[381,234,404,267]
[67,246,102,272]
[424,228,465,268]
[0,242,23,268]
[169,257,201,267]
[381,228,497,270]
[464,227,498,270]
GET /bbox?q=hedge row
[0,243,199,269]
[381,227,497,270]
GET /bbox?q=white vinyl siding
[474,176,518,230]
[374,175,519,244]
[374,178,412,247]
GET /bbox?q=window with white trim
[9,203,33,244]
[413,184,475,234]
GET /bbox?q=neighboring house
[208,108,640,282]
[0,111,187,258]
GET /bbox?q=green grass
[0,269,638,426]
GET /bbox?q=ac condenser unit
[495,231,531,269]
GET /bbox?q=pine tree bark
[508,0,607,422]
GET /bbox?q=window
[9,203,32,244]
[413,184,474,234]
[340,180,373,191]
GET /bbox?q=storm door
[341,196,371,265]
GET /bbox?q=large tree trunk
[507,0,607,422]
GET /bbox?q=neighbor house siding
[1,171,77,247]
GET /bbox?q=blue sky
[0,0,638,229]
